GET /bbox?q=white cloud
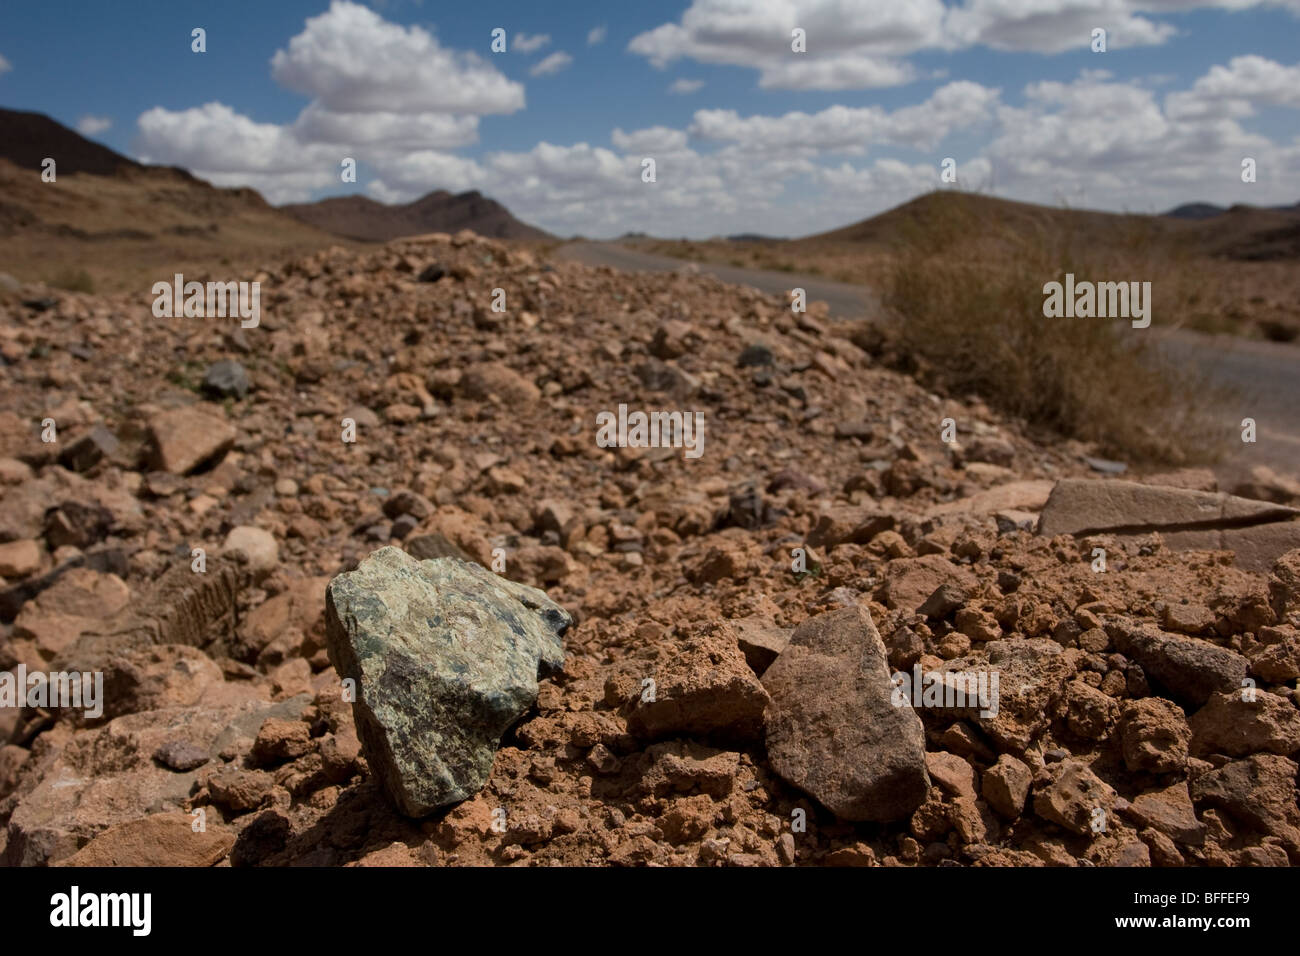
[669,78,705,94]
[944,0,1177,54]
[514,32,550,54]
[0,54,11,75]
[1166,55,1300,119]
[630,0,1300,90]
[587,25,607,45]
[134,2,519,203]
[269,0,523,114]
[629,0,947,90]
[690,81,1000,153]
[366,150,486,197]
[135,102,342,202]
[530,51,573,77]
[76,115,112,136]
[984,68,1300,212]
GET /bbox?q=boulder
[324,547,570,816]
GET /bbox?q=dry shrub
[881,193,1230,465]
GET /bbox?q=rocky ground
[1,232,1299,867]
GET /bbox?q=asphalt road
[555,240,1300,481]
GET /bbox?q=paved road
[556,240,1300,480]
[555,240,878,316]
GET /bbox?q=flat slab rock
[762,605,930,822]
[325,547,571,817]
[1038,479,1300,571]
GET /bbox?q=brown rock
[626,623,770,743]
[459,362,541,404]
[0,539,41,578]
[55,812,233,867]
[925,751,978,800]
[1032,760,1117,836]
[251,717,315,766]
[1189,691,1300,757]
[208,767,275,813]
[982,754,1032,819]
[1191,754,1300,846]
[727,616,791,675]
[1064,679,1119,740]
[762,605,930,822]
[1250,629,1300,682]
[882,555,978,614]
[1119,697,1191,774]
[1038,478,1298,536]
[222,526,279,577]
[1120,781,1206,845]
[1109,621,1249,707]
[147,406,236,474]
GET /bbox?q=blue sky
[1,0,1297,237]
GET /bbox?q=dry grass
[879,193,1231,465]
[637,192,1300,341]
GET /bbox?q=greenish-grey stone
[324,547,570,816]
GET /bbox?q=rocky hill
[0,234,1297,867]
[281,190,552,242]
[0,109,343,294]
[0,106,148,177]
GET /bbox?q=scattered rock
[222,525,278,577]
[202,360,251,399]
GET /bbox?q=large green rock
[324,547,570,816]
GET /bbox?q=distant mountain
[1164,200,1300,219]
[1164,202,1226,220]
[0,107,339,292]
[801,190,1300,262]
[726,233,786,242]
[0,106,147,176]
[282,189,552,242]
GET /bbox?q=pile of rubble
[1,231,1298,867]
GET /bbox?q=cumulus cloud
[630,0,1300,90]
[1166,55,1300,119]
[985,68,1299,211]
[366,150,486,198]
[269,0,523,114]
[629,0,943,90]
[944,0,1176,53]
[77,115,112,136]
[0,54,11,75]
[587,25,607,45]
[134,1,521,203]
[690,81,1000,153]
[669,78,705,94]
[530,51,573,77]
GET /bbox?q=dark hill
[281,189,551,242]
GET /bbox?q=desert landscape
[1,2,1299,896]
